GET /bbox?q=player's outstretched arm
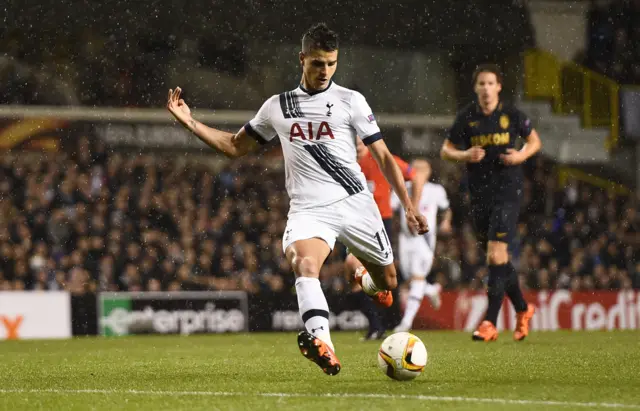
[393,155,426,212]
[408,161,427,215]
[368,139,428,235]
[410,171,426,213]
[167,87,259,158]
[440,139,485,163]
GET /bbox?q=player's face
[300,49,338,91]
[474,72,502,105]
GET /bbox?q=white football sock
[424,281,442,310]
[295,276,334,352]
[400,279,426,328]
[360,270,382,296]
[424,282,440,297]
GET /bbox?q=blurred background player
[391,159,452,333]
[343,137,427,341]
[440,64,541,342]
[167,23,428,375]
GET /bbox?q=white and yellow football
[377,332,428,381]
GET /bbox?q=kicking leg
[339,193,396,317]
[354,257,397,308]
[286,238,341,375]
[345,253,385,340]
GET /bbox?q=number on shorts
[374,229,390,252]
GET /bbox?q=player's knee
[292,255,320,278]
[487,251,509,265]
[486,242,508,265]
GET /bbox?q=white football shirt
[245,81,381,210]
[391,182,450,248]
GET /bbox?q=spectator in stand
[0,137,638,296]
[586,0,640,84]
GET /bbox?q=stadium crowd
[0,138,638,297]
[586,0,640,84]
[1,0,534,109]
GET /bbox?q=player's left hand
[406,208,429,235]
[167,87,193,126]
[500,148,525,166]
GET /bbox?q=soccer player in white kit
[166,23,428,376]
[390,159,452,332]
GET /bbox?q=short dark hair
[472,64,503,85]
[301,23,339,53]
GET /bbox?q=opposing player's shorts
[282,191,394,266]
[398,234,434,280]
[470,201,520,246]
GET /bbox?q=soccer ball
[377,332,428,381]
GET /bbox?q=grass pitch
[1,331,639,410]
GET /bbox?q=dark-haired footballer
[440,64,541,342]
[167,23,428,375]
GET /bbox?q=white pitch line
[0,389,638,409]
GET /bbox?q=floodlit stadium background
[0,0,639,338]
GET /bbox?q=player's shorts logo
[499,115,510,130]
[496,232,507,238]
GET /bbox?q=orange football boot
[297,331,341,376]
[514,304,536,341]
[353,266,393,308]
[472,320,499,342]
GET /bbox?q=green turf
[1,331,639,410]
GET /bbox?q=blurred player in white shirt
[166,23,428,376]
[391,159,452,332]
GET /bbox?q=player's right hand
[406,208,429,235]
[167,87,193,126]
[465,146,486,163]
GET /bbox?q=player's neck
[300,76,330,94]
[478,99,499,115]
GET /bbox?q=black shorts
[470,201,519,247]
[341,218,393,260]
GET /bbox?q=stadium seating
[0,138,638,296]
[586,0,640,85]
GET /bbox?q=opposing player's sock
[396,279,425,331]
[485,264,508,325]
[295,276,334,352]
[504,262,528,312]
